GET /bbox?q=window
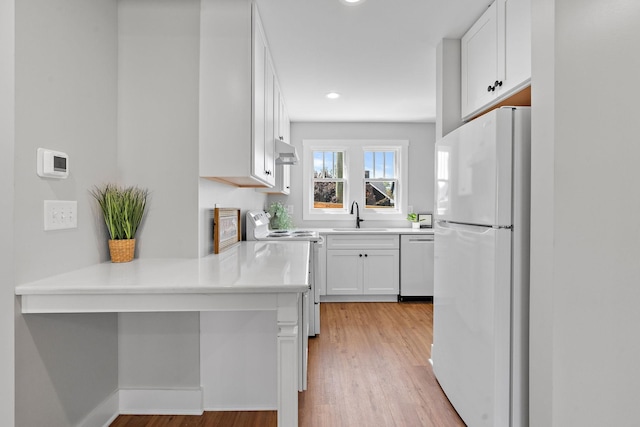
[436,148,449,215]
[313,151,346,209]
[303,140,408,221]
[364,150,397,210]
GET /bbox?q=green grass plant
[407,213,420,222]
[91,184,149,240]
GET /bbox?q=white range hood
[275,139,298,165]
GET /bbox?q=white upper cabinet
[461,0,531,120]
[258,70,292,194]
[502,0,531,99]
[461,2,498,119]
[199,0,276,187]
[263,52,276,185]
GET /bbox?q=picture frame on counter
[418,213,433,228]
[214,207,241,254]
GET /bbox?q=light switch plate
[44,200,77,231]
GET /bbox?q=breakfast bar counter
[15,240,310,427]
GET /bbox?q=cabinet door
[252,15,268,184]
[274,81,288,193]
[281,164,291,195]
[284,111,291,144]
[326,250,363,295]
[363,250,399,295]
[499,0,531,96]
[264,57,276,185]
[461,1,498,118]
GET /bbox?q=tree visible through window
[364,150,397,209]
[313,151,345,209]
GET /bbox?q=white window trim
[302,139,409,221]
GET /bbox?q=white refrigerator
[431,107,531,427]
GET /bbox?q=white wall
[269,122,435,229]
[8,0,271,419]
[13,0,119,425]
[529,0,554,424]
[436,39,462,139]
[530,1,640,425]
[0,0,15,423]
[117,0,202,392]
[118,0,201,259]
[117,0,268,394]
[199,178,269,255]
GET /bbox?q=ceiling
[255,0,491,123]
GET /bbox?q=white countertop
[15,241,309,424]
[16,241,310,300]
[314,227,434,235]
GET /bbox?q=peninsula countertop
[16,240,311,313]
[314,227,434,235]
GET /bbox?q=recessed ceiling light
[326,92,341,99]
[340,0,365,5]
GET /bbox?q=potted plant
[268,201,294,230]
[407,213,423,229]
[90,183,149,263]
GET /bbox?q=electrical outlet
[286,205,294,215]
[44,200,77,231]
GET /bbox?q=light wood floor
[111,302,464,427]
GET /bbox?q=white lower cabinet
[363,250,400,294]
[326,235,399,295]
[327,250,363,294]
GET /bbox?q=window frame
[363,147,400,213]
[303,139,409,221]
[311,148,348,213]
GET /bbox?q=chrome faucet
[350,201,365,228]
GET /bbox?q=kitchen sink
[332,228,388,232]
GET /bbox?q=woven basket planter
[108,239,136,263]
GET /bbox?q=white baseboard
[320,295,398,303]
[119,388,204,415]
[204,404,277,411]
[76,390,119,427]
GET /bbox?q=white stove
[246,210,323,392]
[246,210,320,241]
[264,229,319,239]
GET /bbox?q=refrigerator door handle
[436,220,495,235]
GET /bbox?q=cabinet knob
[487,85,494,92]
[495,80,503,87]
[359,254,363,257]
[364,254,368,257]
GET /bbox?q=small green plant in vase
[268,201,294,230]
[407,213,423,229]
[90,183,149,262]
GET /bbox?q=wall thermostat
[37,148,69,179]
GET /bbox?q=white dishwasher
[400,234,434,299]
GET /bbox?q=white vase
[411,222,420,229]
